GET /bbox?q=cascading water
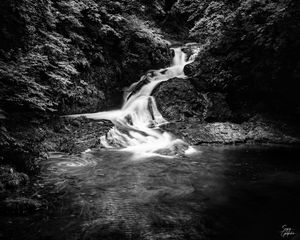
[70,45,199,159]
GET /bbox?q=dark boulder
[183,61,198,77]
[152,78,233,122]
[152,78,206,121]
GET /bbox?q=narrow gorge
[0,1,300,240]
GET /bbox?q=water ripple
[44,152,98,174]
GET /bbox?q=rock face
[162,116,300,145]
[153,77,299,145]
[153,78,205,121]
[153,78,232,122]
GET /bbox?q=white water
[70,46,199,159]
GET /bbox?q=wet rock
[125,75,151,100]
[243,116,300,144]
[45,117,113,154]
[3,197,42,214]
[153,78,206,121]
[153,78,232,122]
[184,122,247,144]
[183,61,198,77]
[162,115,300,145]
[156,140,189,156]
[0,166,29,190]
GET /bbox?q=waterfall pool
[1,145,299,240]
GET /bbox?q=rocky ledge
[161,117,300,145]
[153,77,300,145]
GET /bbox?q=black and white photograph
[0,0,299,239]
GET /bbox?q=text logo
[281,225,296,238]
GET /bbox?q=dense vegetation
[0,0,173,173]
[0,0,172,117]
[179,0,300,116]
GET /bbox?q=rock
[153,78,206,121]
[153,78,232,123]
[181,47,194,60]
[161,116,300,145]
[44,117,113,154]
[183,62,198,77]
[183,122,247,144]
[3,197,42,214]
[0,166,29,190]
[184,53,230,92]
[243,116,300,144]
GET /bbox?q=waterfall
[70,46,199,159]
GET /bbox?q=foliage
[0,0,171,118]
[181,0,300,114]
[0,0,172,172]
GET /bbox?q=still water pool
[1,145,300,240]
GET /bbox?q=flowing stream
[70,46,199,159]
[1,46,299,240]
